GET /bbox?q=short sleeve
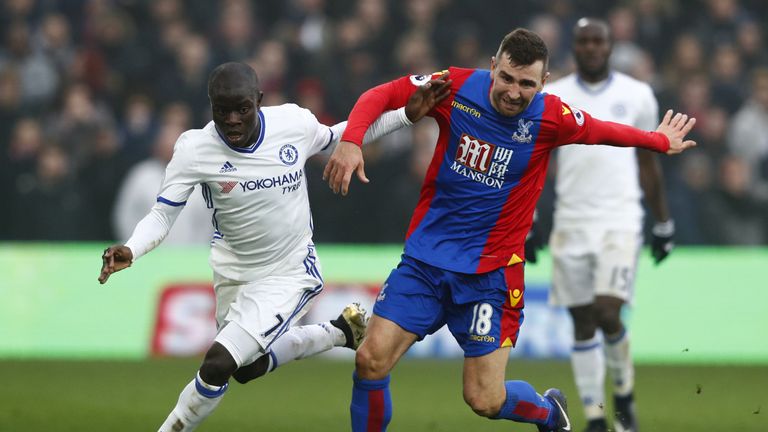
[300,106,334,157]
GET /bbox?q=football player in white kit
[98,62,451,431]
[536,19,674,432]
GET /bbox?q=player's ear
[490,56,497,72]
[540,71,551,89]
[257,91,264,106]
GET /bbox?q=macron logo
[219,161,237,173]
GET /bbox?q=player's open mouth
[226,133,243,142]
[503,99,522,110]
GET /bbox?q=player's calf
[232,354,271,384]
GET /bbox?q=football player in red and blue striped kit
[324,28,696,432]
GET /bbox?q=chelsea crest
[279,144,299,166]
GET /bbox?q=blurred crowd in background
[1,0,767,245]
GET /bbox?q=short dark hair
[496,28,549,73]
[207,62,260,99]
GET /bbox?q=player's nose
[224,111,241,125]
[506,84,521,99]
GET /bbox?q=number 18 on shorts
[372,255,526,357]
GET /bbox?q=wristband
[652,219,675,237]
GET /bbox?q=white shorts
[549,227,642,307]
[212,251,323,366]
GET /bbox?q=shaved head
[574,17,610,39]
[208,62,260,100]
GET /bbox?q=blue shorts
[373,254,526,357]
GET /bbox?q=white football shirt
[545,72,659,230]
[125,104,410,281]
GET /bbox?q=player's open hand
[405,72,452,122]
[98,245,133,284]
[323,141,368,196]
[656,109,697,155]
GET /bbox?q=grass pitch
[1,358,765,431]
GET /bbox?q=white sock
[571,335,606,420]
[604,329,634,396]
[269,322,343,371]
[157,373,227,432]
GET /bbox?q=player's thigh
[594,230,642,303]
[550,227,600,307]
[221,271,324,364]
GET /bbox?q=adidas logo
[219,161,237,173]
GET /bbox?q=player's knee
[572,317,597,340]
[199,343,238,386]
[354,345,390,380]
[569,307,598,340]
[594,305,622,333]
[463,390,503,418]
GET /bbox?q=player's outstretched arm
[656,109,697,155]
[323,73,452,196]
[98,245,133,284]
